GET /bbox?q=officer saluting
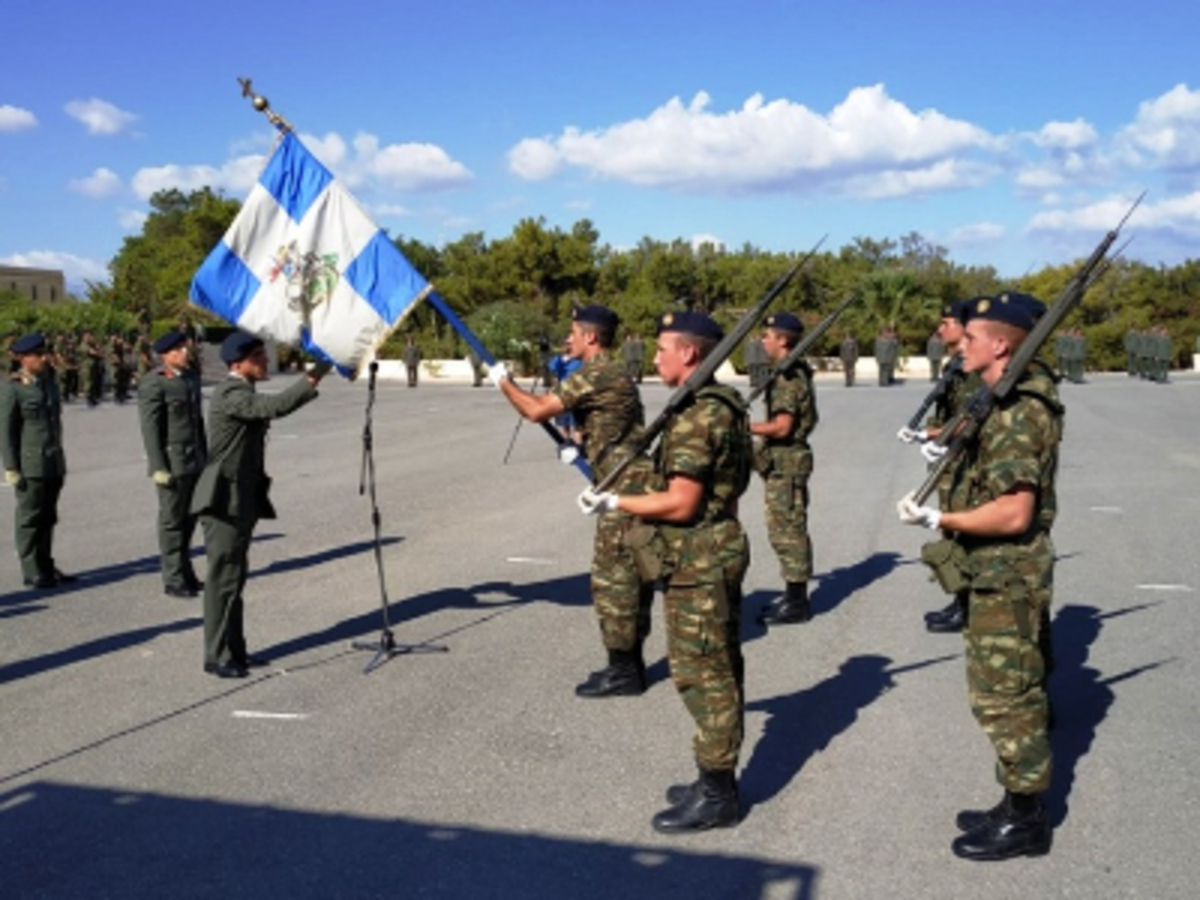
[191,332,329,678]
[1,332,76,589]
[138,330,207,598]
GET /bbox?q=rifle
[903,355,964,433]
[912,192,1143,505]
[591,234,827,493]
[745,292,858,405]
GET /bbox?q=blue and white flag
[190,132,430,376]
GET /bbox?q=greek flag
[190,132,430,376]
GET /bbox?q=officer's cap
[154,330,188,354]
[572,304,619,332]
[955,296,993,324]
[220,331,265,364]
[764,312,804,335]
[966,291,1046,332]
[657,310,724,341]
[11,332,48,355]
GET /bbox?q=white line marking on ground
[506,557,555,565]
[1135,584,1193,592]
[232,711,310,720]
[1090,506,1123,513]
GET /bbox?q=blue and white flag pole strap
[424,290,593,481]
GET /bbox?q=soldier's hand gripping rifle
[898,355,964,442]
[589,234,827,494]
[910,192,1144,505]
[744,291,858,406]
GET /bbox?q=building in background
[0,265,66,304]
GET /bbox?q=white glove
[577,488,620,516]
[4,469,25,490]
[557,442,580,466]
[897,427,927,444]
[920,440,949,464]
[897,491,942,530]
[487,361,510,388]
[152,470,175,487]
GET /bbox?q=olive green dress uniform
[839,336,858,386]
[191,375,318,669]
[1,367,67,584]
[946,361,1062,797]
[556,350,655,656]
[926,333,946,381]
[138,361,207,593]
[758,360,818,586]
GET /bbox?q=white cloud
[0,104,37,132]
[1016,167,1065,190]
[690,233,725,251]
[64,98,138,136]
[1116,83,1200,171]
[946,222,1006,245]
[1,250,109,286]
[506,85,995,199]
[69,167,122,198]
[1032,119,1098,150]
[118,208,148,230]
[1027,193,1171,238]
[565,199,592,211]
[369,203,411,219]
[130,154,265,200]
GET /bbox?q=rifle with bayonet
[912,192,1144,505]
[590,234,827,493]
[745,292,858,406]
[901,355,964,436]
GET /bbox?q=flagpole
[237,77,294,134]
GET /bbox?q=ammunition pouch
[623,521,666,583]
[920,538,969,596]
[753,442,772,476]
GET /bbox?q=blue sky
[2,0,1198,293]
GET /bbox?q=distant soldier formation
[1125,326,1172,382]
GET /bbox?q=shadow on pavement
[1,781,818,900]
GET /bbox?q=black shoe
[652,768,740,834]
[164,585,198,599]
[955,794,1008,832]
[759,582,811,626]
[52,569,77,584]
[924,598,959,626]
[24,574,58,589]
[204,662,249,679]
[952,793,1051,861]
[186,578,205,592]
[234,654,270,668]
[927,598,966,633]
[665,778,699,805]
[574,649,645,698]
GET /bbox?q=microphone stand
[351,361,448,673]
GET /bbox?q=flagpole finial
[237,77,293,134]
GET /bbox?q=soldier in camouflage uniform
[750,313,818,626]
[1,333,77,589]
[899,291,1060,861]
[138,330,208,598]
[81,331,105,407]
[580,310,752,834]
[493,305,655,697]
[899,299,982,634]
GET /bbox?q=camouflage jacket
[652,383,752,580]
[556,350,648,486]
[0,370,66,479]
[948,362,1063,588]
[758,361,817,475]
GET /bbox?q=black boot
[952,792,1051,860]
[652,768,740,834]
[927,592,967,633]
[758,582,811,626]
[924,597,958,626]
[574,648,646,698]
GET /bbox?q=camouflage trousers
[965,582,1053,794]
[592,511,654,652]
[663,539,749,772]
[764,471,813,583]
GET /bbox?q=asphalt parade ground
[2,369,1197,899]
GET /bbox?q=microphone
[368,360,378,390]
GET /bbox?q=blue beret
[764,312,803,335]
[572,304,619,332]
[657,310,724,341]
[968,291,1046,331]
[220,331,264,364]
[11,332,47,354]
[941,299,970,320]
[956,296,992,324]
[153,330,188,354]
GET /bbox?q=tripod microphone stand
[351,360,448,673]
